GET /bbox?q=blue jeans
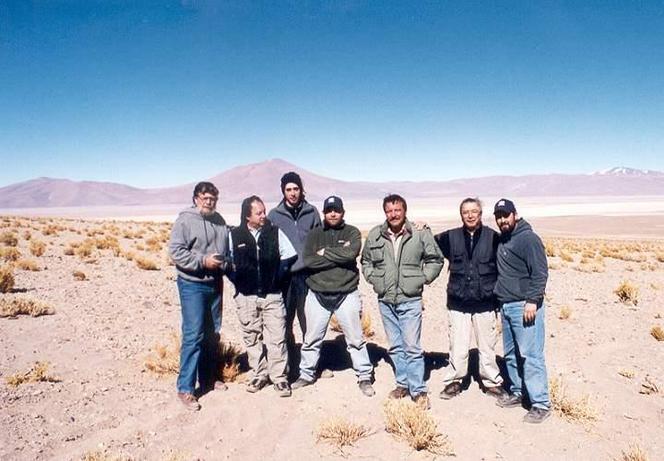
[299,290,373,382]
[378,299,426,396]
[176,277,222,394]
[501,301,550,409]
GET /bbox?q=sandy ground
[1,209,664,460]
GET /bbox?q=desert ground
[1,199,664,460]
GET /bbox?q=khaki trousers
[234,292,288,384]
[441,309,503,387]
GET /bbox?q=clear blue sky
[1,1,663,188]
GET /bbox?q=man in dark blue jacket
[493,198,551,424]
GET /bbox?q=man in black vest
[435,197,505,400]
[229,195,297,397]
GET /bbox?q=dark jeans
[176,276,221,394]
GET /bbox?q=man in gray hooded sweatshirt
[169,181,230,411]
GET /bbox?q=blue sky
[1,1,663,188]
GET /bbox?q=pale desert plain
[1,196,664,461]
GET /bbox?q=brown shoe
[413,392,431,410]
[484,386,507,399]
[177,392,201,411]
[439,382,462,400]
[388,386,409,400]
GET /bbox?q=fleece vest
[447,227,497,311]
[231,223,281,297]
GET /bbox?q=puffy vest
[447,226,497,310]
[231,222,281,297]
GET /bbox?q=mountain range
[1,160,663,208]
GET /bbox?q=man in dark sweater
[291,196,375,397]
[493,198,551,424]
[435,198,505,401]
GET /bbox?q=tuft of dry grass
[549,376,598,425]
[361,310,375,338]
[316,417,370,453]
[383,399,454,455]
[615,442,649,461]
[5,361,60,387]
[0,246,21,262]
[217,341,244,383]
[618,369,635,379]
[73,270,87,281]
[0,231,18,246]
[639,375,659,395]
[29,239,47,257]
[614,280,639,306]
[15,258,41,271]
[558,306,572,320]
[651,325,664,341]
[0,297,54,318]
[559,250,574,263]
[145,333,180,376]
[80,450,132,461]
[0,265,15,293]
[135,255,159,270]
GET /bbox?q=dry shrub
[558,306,572,320]
[618,369,635,379]
[23,230,32,241]
[330,314,342,333]
[135,255,159,270]
[42,224,59,236]
[81,450,132,461]
[5,361,60,387]
[16,258,41,271]
[145,236,162,252]
[73,270,87,281]
[543,240,557,257]
[655,252,664,263]
[63,246,75,256]
[650,326,664,341]
[559,251,574,263]
[0,246,21,262]
[615,443,649,461]
[639,376,659,395]
[145,333,180,376]
[614,280,639,306]
[383,399,454,455]
[0,297,54,317]
[640,262,658,272]
[75,242,94,259]
[548,261,561,270]
[362,310,375,338]
[217,341,244,383]
[0,265,15,293]
[0,231,18,246]
[29,239,47,257]
[316,417,370,453]
[549,376,598,425]
[123,250,136,261]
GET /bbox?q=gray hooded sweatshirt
[169,206,230,283]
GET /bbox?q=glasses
[461,210,481,216]
[197,195,218,203]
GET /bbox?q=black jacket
[230,221,282,297]
[493,219,548,304]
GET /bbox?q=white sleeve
[277,229,297,260]
[228,233,234,260]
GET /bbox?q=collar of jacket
[379,220,413,241]
[274,199,314,217]
[323,220,346,231]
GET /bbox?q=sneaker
[358,380,375,397]
[246,377,269,393]
[496,393,522,408]
[274,381,292,398]
[291,377,315,390]
[439,382,462,400]
[319,369,334,379]
[484,386,507,399]
[177,392,201,411]
[388,386,409,400]
[413,392,431,410]
[523,407,551,424]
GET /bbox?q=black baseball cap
[323,195,344,213]
[493,198,517,215]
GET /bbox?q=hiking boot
[439,382,462,400]
[319,369,334,379]
[523,407,551,424]
[246,377,269,393]
[413,392,431,410]
[496,393,522,408]
[358,380,375,397]
[388,386,409,400]
[291,377,315,390]
[177,392,201,411]
[484,385,507,399]
[274,381,292,398]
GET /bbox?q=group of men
[168,172,551,424]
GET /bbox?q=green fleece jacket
[361,220,443,304]
[303,221,361,294]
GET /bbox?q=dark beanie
[280,171,303,193]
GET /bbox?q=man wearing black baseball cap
[292,196,375,396]
[493,198,551,423]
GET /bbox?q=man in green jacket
[292,196,375,397]
[362,194,443,409]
